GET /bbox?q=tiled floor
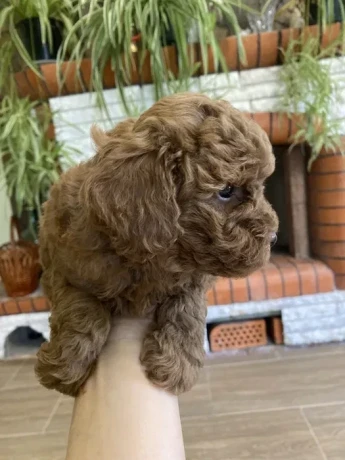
[1,343,345,459]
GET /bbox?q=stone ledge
[207,290,345,323]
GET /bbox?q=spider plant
[277,0,345,27]
[306,0,345,26]
[280,34,344,169]
[0,0,77,78]
[0,95,79,238]
[59,0,250,115]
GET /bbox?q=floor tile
[0,432,68,460]
[0,386,59,436]
[208,353,345,416]
[303,404,345,460]
[204,346,278,367]
[276,342,345,360]
[179,368,212,419]
[0,344,345,459]
[46,397,74,435]
[0,360,22,389]
[182,409,323,460]
[3,359,38,390]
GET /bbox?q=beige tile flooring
[1,343,345,459]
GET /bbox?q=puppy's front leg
[36,274,112,396]
[140,288,207,394]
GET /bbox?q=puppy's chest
[113,286,166,317]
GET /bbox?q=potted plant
[279,34,343,169]
[308,0,345,25]
[0,94,78,241]
[58,0,246,114]
[0,0,76,65]
[0,0,77,100]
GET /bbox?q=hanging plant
[280,34,345,169]
[58,0,251,114]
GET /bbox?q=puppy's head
[84,93,278,278]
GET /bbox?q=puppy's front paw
[140,333,202,394]
[35,342,92,397]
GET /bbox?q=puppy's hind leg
[35,274,112,396]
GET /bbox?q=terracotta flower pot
[207,30,280,73]
[14,70,34,99]
[206,36,238,73]
[278,27,301,62]
[102,60,116,89]
[244,112,302,145]
[40,62,59,96]
[14,68,47,100]
[321,22,343,54]
[241,30,280,70]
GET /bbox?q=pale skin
[65,318,186,460]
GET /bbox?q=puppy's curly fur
[36,93,278,396]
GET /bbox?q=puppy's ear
[82,122,181,261]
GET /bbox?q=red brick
[18,299,34,313]
[3,300,19,315]
[33,297,49,312]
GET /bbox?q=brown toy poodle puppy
[36,93,278,397]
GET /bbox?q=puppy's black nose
[270,232,277,247]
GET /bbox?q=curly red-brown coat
[36,93,278,396]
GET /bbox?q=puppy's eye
[217,185,235,201]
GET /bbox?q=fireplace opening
[265,146,290,255]
[264,144,309,259]
[4,326,46,358]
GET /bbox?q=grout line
[1,361,24,390]
[0,428,71,440]
[204,347,345,369]
[41,394,63,434]
[0,383,40,392]
[300,408,328,460]
[272,349,345,364]
[0,431,43,439]
[181,400,345,422]
[204,368,212,401]
[205,356,280,369]
[274,349,283,360]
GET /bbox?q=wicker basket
[0,218,40,297]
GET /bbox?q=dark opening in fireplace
[265,146,289,254]
[264,144,310,259]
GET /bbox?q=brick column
[308,149,345,288]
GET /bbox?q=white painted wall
[50,56,345,162]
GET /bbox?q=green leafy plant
[280,34,345,169]
[0,95,78,238]
[306,0,345,26]
[0,0,77,93]
[59,0,251,114]
[275,0,345,28]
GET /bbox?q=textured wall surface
[50,56,345,162]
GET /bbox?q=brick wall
[50,56,345,162]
